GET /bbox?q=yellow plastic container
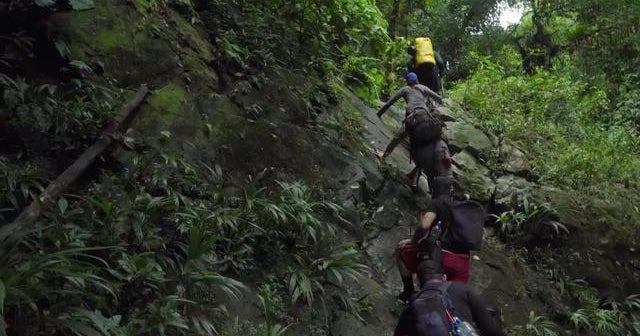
[415,37,435,65]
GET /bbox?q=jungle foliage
[2,0,640,335]
[1,1,374,334]
[452,0,640,194]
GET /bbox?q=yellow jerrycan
[415,37,435,65]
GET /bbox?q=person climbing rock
[396,196,482,301]
[394,260,506,336]
[407,37,445,95]
[411,137,454,198]
[375,72,442,189]
[376,72,442,121]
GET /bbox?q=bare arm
[377,88,405,117]
[417,85,442,103]
[411,211,437,244]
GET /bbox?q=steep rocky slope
[6,1,640,334]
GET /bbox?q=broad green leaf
[58,197,68,215]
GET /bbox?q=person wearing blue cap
[376,72,448,193]
[376,72,440,121]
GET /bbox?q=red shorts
[441,249,470,284]
[398,241,420,273]
[398,243,470,284]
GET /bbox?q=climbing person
[395,196,486,300]
[375,72,443,190]
[410,135,454,198]
[407,37,446,95]
[375,72,442,121]
[393,260,506,336]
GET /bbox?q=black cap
[417,259,445,283]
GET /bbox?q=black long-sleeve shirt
[394,281,505,336]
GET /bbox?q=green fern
[591,308,625,336]
[569,308,591,331]
[509,311,558,336]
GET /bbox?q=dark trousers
[414,62,441,94]
[412,140,453,198]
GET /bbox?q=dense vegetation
[1,0,377,335]
[1,0,640,335]
[452,0,640,190]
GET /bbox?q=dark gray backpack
[405,107,443,146]
[449,200,486,251]
[410,283,454,336]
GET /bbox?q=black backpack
[404,107,443,146]
[409,283,455,336]
[448,200,486,251]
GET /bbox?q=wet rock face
[499,141,530,176]
[52,1,217,91]
[493,175,534,209]
[452,150,495,202]
[435,104,458,122]
[330,277,400,336]
[445,121,494,159]
[326,98,549,334]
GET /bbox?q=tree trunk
[6,85,149,234]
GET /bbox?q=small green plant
[591,308,625,336]
[509,311,559,336]
[569,308,591,333]
[493,198,568,244]
[285,239,367,332]
[258,286,291,336]
[561,275,640,336]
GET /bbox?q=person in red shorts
[395,196,472,301]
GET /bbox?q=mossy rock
[131,0,160,12]
[330,276,397,336]
[499,141,530,175]
[171,14,213,62]
[133,83,210,158]
[473,239,543,325]
[53,3,179,85]
[52,0,216,89]
[149,83,187,117]
[446,121,495,159]
[493,175,534,209]
[95,21,144,52]
[434,104,458,122]
[530,186,640,246]
[452,150,495,202]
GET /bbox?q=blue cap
[406,72,418,83]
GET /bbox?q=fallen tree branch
[6,84,149,233]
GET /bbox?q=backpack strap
[409,285,440,303]
[411,282,458,331]
[434,282,457,328]
[437,282,454,311]
[411,281,452,303]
